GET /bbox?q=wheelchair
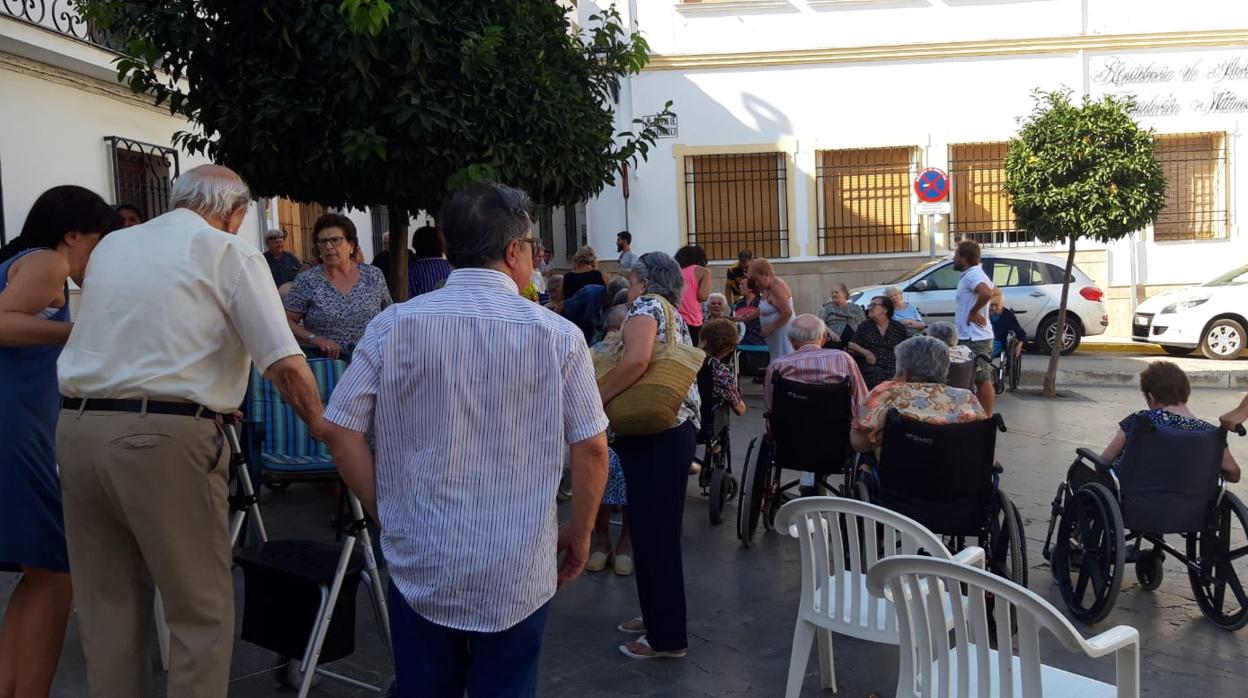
[694,360,737,525]
[1041,415,1248,628]
[737,375,858,547]
[859,409,1028,586]
[991,331,1023,395]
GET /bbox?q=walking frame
[224,419,395,697]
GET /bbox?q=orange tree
[1004,91,1166,396]
[80,0,671,299]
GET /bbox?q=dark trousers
[388,583,550,697]
[615,421,696,652]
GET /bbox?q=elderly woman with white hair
[851,335,987,453]
[884,284,925,333]
[704,292,730,321]
[926,321,975,363]
[598,251,699,661]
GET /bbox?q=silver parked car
[850,252,1109,354]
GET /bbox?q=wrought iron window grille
[683,152,790,262]
[105,136,180,221]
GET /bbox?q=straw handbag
[594,295,705,436]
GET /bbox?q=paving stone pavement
[5,386,1247,697]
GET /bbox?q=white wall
[582,1,1248,290]
[0,62,264,250]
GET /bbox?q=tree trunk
[1043,237,1078,397]
[389,205,409,303]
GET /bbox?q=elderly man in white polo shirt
[56,165,324,698]
[322,182,609,697]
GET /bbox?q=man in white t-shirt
[953,239,997,416]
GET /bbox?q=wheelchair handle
[1075,447,1113,473]
[1234,425,1247,437]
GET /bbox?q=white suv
[851,252,1109,354]
[1132,264,1248,360]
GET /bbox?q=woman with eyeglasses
[285,213,392,360]
[846,295,910,390]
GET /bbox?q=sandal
[586,550,610,572]
[619,636,687,660]
[616,617,646,634]
[613,554,634,576]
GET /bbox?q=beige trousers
[57,410,233,698]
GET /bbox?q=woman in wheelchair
[1071,360,1240,490]
[850,335,987,454]
[988,289,1026,359]
[698,319,747,416]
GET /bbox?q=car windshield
[1203,264,1248,287]
[889,258,947,284]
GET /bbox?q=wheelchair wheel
[854,479,872,503]
[762,464,789,532]
[1051,483,1125,623]
[1186,492,1248,630]
[736,436,770,547]
[1135,547,1164,591]
[1007,345,1022,392]
[709,467,728,526]
[984,490,1028,586]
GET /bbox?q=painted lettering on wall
[1090,52,1248,119]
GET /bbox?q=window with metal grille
[106,137,179,221]
[816,147,918,256]
[1153,133,1228,242]
[684,152,788,261]
[370,206,390,258]
[564,204,581,260]
[948,142,1035,248]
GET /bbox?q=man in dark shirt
[725,248,753,303]
[263,229,301,287]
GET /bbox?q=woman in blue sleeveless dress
[0,186,120,696]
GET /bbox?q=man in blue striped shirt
[322,182,609,697]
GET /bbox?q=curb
[1020,367,1248,389]
[1077,341,1164,355]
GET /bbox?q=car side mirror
[909,279,930,292]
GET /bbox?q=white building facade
[580,0,1248,335]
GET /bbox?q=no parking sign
[914,167,949,203]
[914,167,951,215]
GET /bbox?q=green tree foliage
[1004,90,1166,395]
[79,0,673,214]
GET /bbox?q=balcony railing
[1,0,122,51]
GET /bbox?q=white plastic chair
[866,555,1140,698]
[776,496,985,696]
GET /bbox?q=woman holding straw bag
[597,251,702,661]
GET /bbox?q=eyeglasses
[514,237,538,248]
[316,236,346,248]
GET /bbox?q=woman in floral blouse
[852,335,987,453]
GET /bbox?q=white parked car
[1132,263,1248,360]
[850,252,1109,355]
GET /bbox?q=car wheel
[1037,314,1082,356]
[1161,345,1196,357]
[1200,318,1246,361]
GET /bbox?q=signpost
[914,167,950,257]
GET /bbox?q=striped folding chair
[244,357,345,488]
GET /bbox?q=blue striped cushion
[247,357,346,476]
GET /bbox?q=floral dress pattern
[626,294,701,431]
[1113,409,1216,468]
[602,448,627,505]
[849,319,911,389]
[857,380,988,437]
[284,264,392,347]
[708,356,742,410]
